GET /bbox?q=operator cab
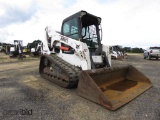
[61,10,102,52]
[61,10,109,68]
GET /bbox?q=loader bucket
[77,65,152,110]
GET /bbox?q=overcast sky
[0,0,160,49]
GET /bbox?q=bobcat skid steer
[10,40,26,59]
[30,40,43,56]
[110,45,124,60]
[39,10,152,110]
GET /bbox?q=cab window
[62,18,79,40]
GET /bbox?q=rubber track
[40,54,81,88]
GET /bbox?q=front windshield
[62,18,79,40]
[82,24,99,48]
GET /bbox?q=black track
[39,54,81,88]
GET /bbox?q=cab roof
[62,10,101,25]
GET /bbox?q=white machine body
[42,26,111,70]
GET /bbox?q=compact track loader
[39,10,152,110]
[10,40,26,59]
[110,45,124,60]
[30,40,43,56]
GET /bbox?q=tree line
[123,47,144,53]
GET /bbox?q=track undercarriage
[39,54,81,88]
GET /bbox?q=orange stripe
[60,46,69,51]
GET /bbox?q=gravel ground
[0,53,160,120]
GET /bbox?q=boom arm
[45,26,91,70]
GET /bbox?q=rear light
[150,50,152,53]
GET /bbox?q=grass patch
[127,53,143,55]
